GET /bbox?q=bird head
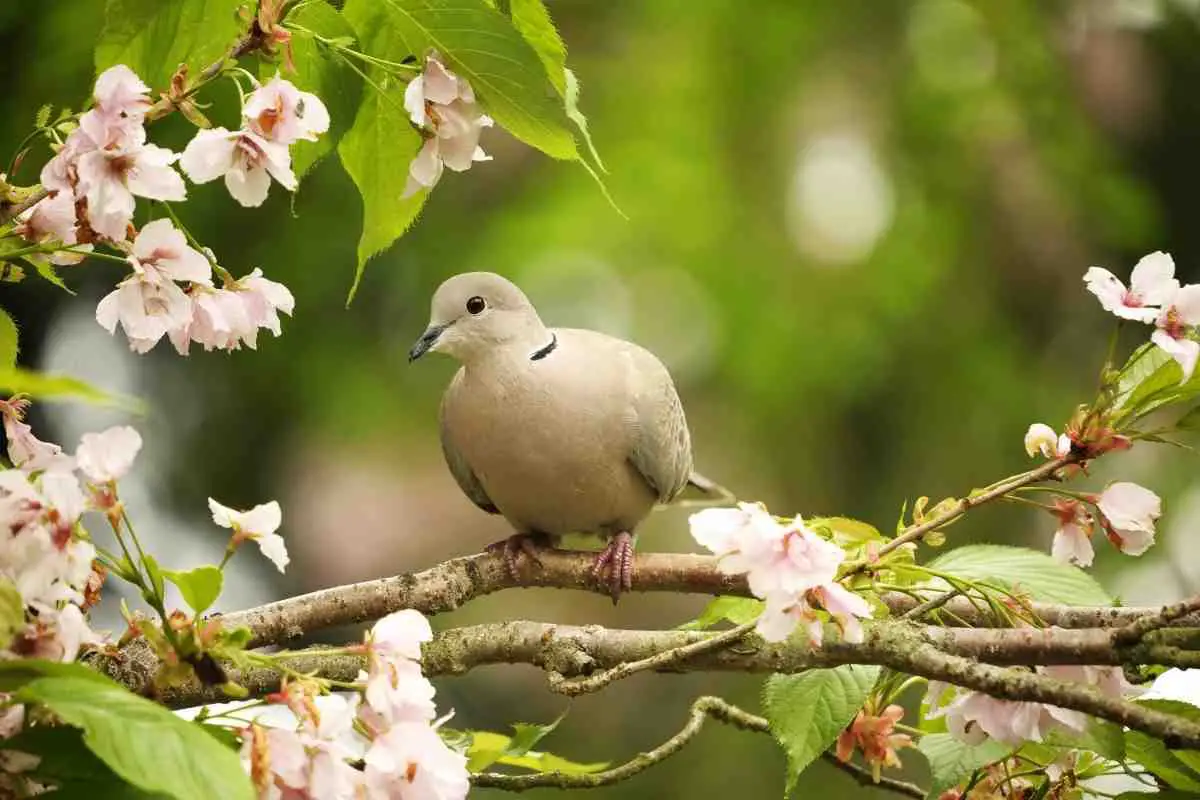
[409,272,549,363]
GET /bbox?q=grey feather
[439,375,499,515]
[626,348,693,503]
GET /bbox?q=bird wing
[625,347,693,503]
[439,377,500,515]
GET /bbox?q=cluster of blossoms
[1024,425,1162,566]
[835,699,913,781]
[180,74,328,208]
[14,65,306,355]
[926,665,1131,746]
[0,400,142,665]
[241,609,468,799]
[689,502,872,644]
[403,53,493,198]
[95,217,294,354]
[1085,251,1200,380]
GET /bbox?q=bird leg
[486,533,547,581]
[592,531,635,603]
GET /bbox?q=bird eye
[466,296,486,315]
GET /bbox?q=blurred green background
[3,0,1200,796]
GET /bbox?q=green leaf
[1116,343,1200,419]
[508,0,565,96]
[336,83,427,302]
[1043,717,1126,762]
[926,545,1112,605]
[277,1,363,179]
[808,516,884,545]
[34,104,53,129]
[465,730,607,775]
[31,259,76,294]
[341,0,577,159]
[1116,793,1200,800]
[1177,405,1200,432]
[0,307,18,369]
[0,659,118,692]
[763,665,880,792]
[142,554,166,604]
[1,725,165,797]
[564,68,605,172]
[18,677,254,800]
[678,596,764,631]
[0,579,24,651]
[917,733,1012,799]
[1135,699,1200,779]
[0,367,140,410]
[1126,729,1200,792]
[163,566,223,614]
[95,0,246,90]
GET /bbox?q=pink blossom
[925,683,1086,746]
[402,54,493,197]
[811,583,873,644]
[1023,423,1069,460]
[1096,481,1161,556]
[371,609,433,663]
[363,721,470,800]
[14,192,87,266]
[75,426,141,483]
[1049,500,1094,567]
[361,661,437,727]
[168,269,293,354]
[756,592,822,644]
[1150,284,1200,382]
[92,65,151,120]
[208,498,288,573]
[1084,252,1179,323]
[239,268,295,339]
[179,127,296,208]
[688,502,775,561]
[244,74,330,145]
[75,139,186,241]
[0,400,65,473]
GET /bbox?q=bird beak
[408,324,446,362]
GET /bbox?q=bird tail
[670,470,736,508]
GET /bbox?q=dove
[409,272,693,599]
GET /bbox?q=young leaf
[276,1,363,179]
[0,659,120,692]
[1042,717,1126,762]
[917,733,1012,799]
[508,0,566,96]
[34,104,53,129]
[763,665,880,792]
[0,579,23,652]
[1136,699,1200,777]
[336,83,427,302]
[1125,729,1200,792]
[17,676,254,800]
[1176,405,1200,432]
[926,545,1111,605]
[0,307,18,369]
[164,565,224,614]
[94,0,246,90]
[31,259,76,294]
[0,367,140,410]
[0,725,162,797]
[465,730,607,774]
[678,596,764,631]
[564,68,605,172]
[1116,343,1200,419]
[341,0,577,160]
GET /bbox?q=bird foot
[592,531,635,604]
[486,533,546,581]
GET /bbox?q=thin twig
[1112,594,1200,648]
[902,588,964,621]
[548,620,759,697]
[472,695,925,798]
[821,753,926,799]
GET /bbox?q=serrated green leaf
[1135,699,1200,778]
[918,734,1012,799]
[18,677,253,800]
[678,596,764,631]
[95,0,245,90]
[809,516,884,545]
[0,579,23,652]
[336,82,427,302]
[277,1,363,179]
[465,730,607,775]
[926,545,1111,605]
[342,0,576,159]
[0,659,120,692]
[763,665,880,792]
[1,725,165,797]
[564,68,605,172]
[509,0,565,96]
[1126,729,1200,791]
[0,367,140,411]
[0,307,18,369]
[1116,792,1200,800]
[1043,717,1126,762]
[506,714,564,756]
[164,566,223,614]
[1116,343,1200,420]
[34,104,53,129]
[30,259,75,294]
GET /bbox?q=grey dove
[408,272,693,599]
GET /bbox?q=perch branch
[1111,593,1200,648]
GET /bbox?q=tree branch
[471,695,926,798]
[214,548,1194,648]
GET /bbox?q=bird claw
[487,534,545,581]
[592,531,634,604]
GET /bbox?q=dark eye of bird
[466,296,486,315]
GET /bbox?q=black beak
[408,324,446,362]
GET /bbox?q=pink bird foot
[592,531,634,603]
[487,533,546,581]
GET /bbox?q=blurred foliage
[3,0,1200,797]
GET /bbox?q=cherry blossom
[75,425,142,484]
[836,702,913,780]
[371,609,433,663]
[0,399,66,472]
[1049,499,1094,567]
[756,592,821,644]
[1094,481,1161,556]
[363,721,470,800]
[14,191,87,266]
[925,681,1087,746]
[402,53,493,197]
[244,74,330,145]
[1023,423,1069,460]
[75,137,186,241]
[179,127,296,208]
[92,64,152,119]
[1084,252,1179,323]
[810,582,873,643]
[95,219,212,352]
[208,498,289,572]
[1150,284,1200,381]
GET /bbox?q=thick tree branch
[213,549,1194,647]
[133,621,1200,747]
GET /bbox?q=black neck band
[530,333,558,361]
